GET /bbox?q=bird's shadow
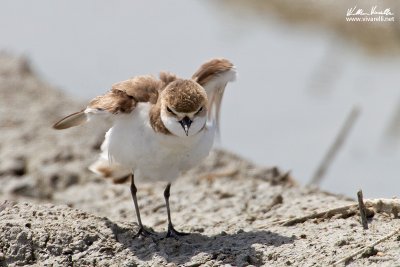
[104,219,295,266]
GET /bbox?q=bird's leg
[130,174,154,238]
[164,183,189,238]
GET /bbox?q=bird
[52,58,237,238]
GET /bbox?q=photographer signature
[347,6,394,16]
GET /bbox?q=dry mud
[0,54,399,266]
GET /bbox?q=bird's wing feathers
[52,59,234,131]
[52,110,88,130]
[192,58,237,135]
[52,89,138,130]
[52,75,169,130]
[111,75,161,104]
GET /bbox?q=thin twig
[357,190,368,229]
[280,204,357,226]
[279,198,400,226]
[333,226,400,265]
[308,106,361,186]
[198,166,239,182]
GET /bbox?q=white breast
[105,103,216,182]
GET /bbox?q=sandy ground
[0,54,399,266]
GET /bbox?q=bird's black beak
[179,116,192,136]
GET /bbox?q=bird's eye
[167,107,176,115]
[195,107,203,115]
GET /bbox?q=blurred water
[1,0,400,198]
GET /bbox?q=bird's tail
[89,157,131,184]
[89,129,131,183]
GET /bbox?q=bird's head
[160,79,208,137]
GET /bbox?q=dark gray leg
[164,183,189,238]
[130,174,154,237]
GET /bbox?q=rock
[0,156,27,177]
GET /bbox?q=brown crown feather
[163,79,207,113]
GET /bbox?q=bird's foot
[165,224,189,238]
[133,226,156,238]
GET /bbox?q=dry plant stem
[308,106,360,186]
[280,198,400,226]
[199,167,239,181]
[357,190,368,229]
[280,204,357,226]
[333,226,400,266]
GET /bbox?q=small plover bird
[53,58,236,237]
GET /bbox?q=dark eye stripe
[167,107,176,115]
[195,107,203,115]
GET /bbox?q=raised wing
[52,74,174,130]
[192,58,237,135]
